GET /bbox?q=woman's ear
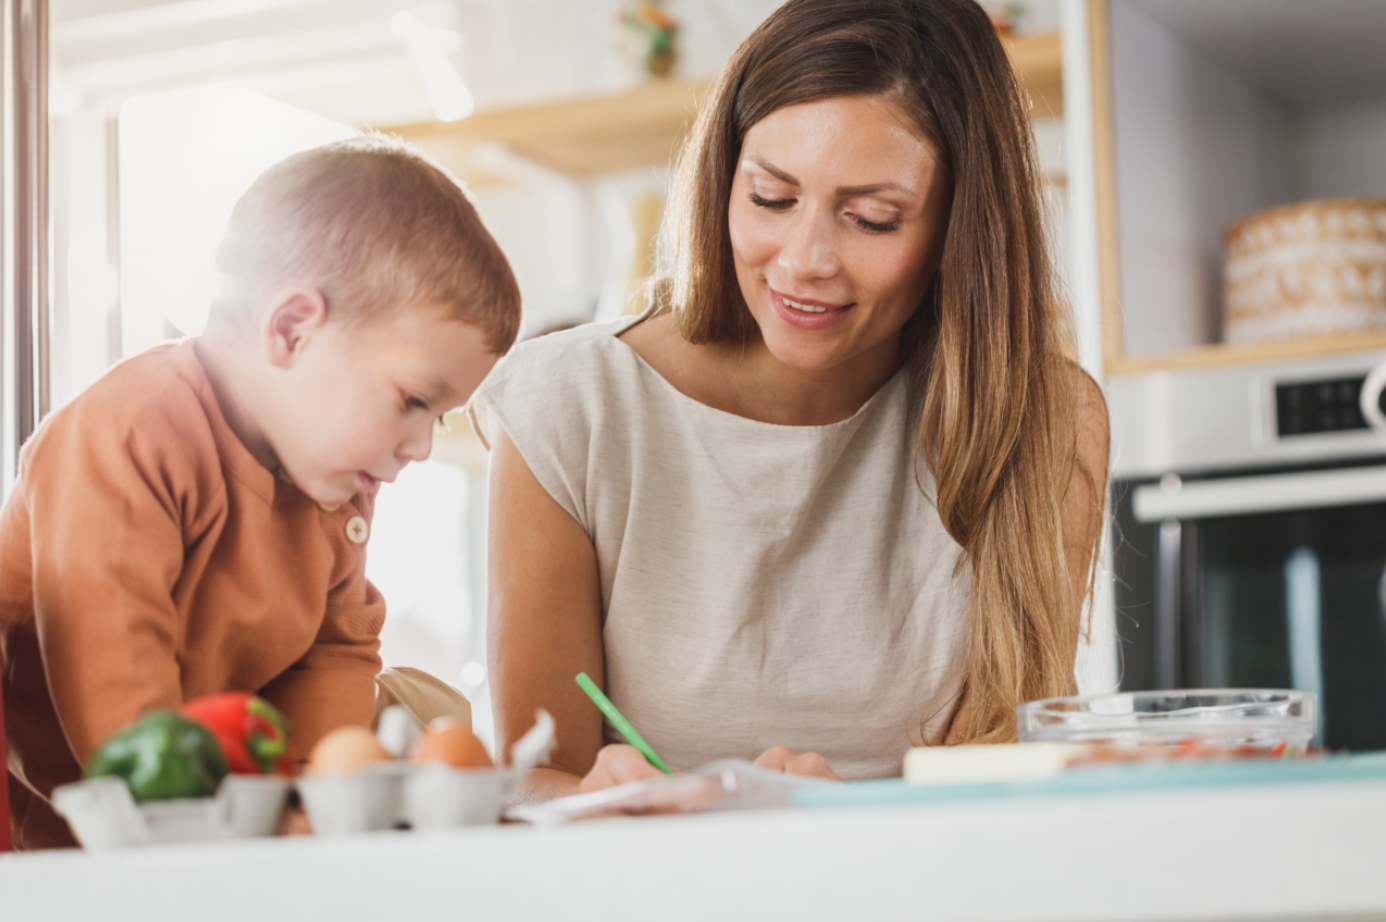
[263,286,328,368]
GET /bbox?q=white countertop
[6,779,1386,921]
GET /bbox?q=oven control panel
[1275,376,1372,437]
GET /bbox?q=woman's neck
[619,312,905,427]
[711,334,905,426]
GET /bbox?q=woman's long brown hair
[659,0,1098,743]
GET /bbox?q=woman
[473,0,1108,801]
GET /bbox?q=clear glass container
[1016,689,1316,755]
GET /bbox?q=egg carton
[52,774,292,850]
[297,709,554,835]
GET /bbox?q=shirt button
[317,502,340,513]
[345,516,369,544]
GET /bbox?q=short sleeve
[472,325,629,534]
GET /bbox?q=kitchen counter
[5,777,1386,921]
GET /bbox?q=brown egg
[308,726,393,776]
[410,719,494,769]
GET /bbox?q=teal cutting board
[792,752,1386,809]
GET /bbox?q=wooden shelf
[392,32,1063,177]
[393,79,709,177]
[1109,331,1386,375]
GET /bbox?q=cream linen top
[474,315,968,779]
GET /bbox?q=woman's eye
[851,214,901,234]
[749,191,793,211]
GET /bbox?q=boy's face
[266,304,499,506]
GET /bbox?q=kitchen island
[5,776,1385,921]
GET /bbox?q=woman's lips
[770,289,853,331]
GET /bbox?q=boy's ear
[263,286,328,369]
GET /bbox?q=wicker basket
[1223,198,1386,344]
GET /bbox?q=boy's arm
[22,410,199,766]
[259,523,386,751]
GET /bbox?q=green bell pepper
[86,711,229,802]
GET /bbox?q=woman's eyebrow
[745,155,799,185]
[745,156,915,197]
[836,181,915,197]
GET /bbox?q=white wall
[50,107,119,410]
[462,147,602,336]
[117,85,354,353]
[1111,0,1291,356]
[1291,95,1386,200]
[437,0,783,113]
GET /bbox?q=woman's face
[727,95,951,376]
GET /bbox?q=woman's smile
[771,288,854,330]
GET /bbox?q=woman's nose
[777,206,840,280]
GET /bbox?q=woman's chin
[760,333,851,375]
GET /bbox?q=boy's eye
[749,191,793,211]
[404,394,429,412]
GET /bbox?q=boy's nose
[399,424,433,463]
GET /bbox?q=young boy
[0,135,521,849]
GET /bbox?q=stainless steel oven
[1109,349,1386,750]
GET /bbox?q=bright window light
[390,11,474,122]
[118,84,355,355]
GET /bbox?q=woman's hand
[578,742,843,796]
[578,744,668,793]
[753,745,843,781]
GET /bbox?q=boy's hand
[577,744,666,793]
[753,745,843,781]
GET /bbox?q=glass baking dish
[1016,689,1316,757]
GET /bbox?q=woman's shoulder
[504,315,636,365]
[471,315,650,449]
[481,316,639,397]
[613,311,752,418]
[613,310,679,365]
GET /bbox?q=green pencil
[575,672,673,775]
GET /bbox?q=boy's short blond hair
[214,134,521,353]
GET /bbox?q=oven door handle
[1133,465,1386,522]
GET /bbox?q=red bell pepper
[181,692,295,775]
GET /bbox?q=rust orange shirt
[0,340,385,849]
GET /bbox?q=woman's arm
[487,427,603,803]
[487,428,663,805]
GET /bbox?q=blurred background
[15,0,1386,752]
[33,0,1071,746]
